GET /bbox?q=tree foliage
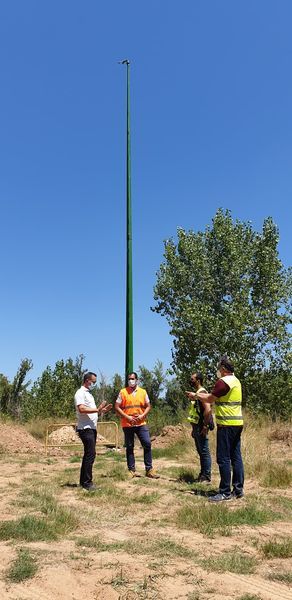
[138,360,166,407]
[153,209,292,416]
[22,355,85,420]
[0,359,33,418]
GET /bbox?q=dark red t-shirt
[212,379,230,398]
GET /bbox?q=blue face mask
[88,383,96,391]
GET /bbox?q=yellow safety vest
[215,375,243,426]
[187,386,207,424]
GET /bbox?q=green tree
[153,209,291,414]
[138,360,166,406]
[0,373,11,414]
[164,377,187,412]
[0,359,33,418]
[110,373,123,402]
[10,358,33,418]
[23,355,85,420]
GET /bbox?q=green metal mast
[120,59,133,384]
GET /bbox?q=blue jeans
[192,423,212,480]
[217,426,244,496]
[123,425,152,471]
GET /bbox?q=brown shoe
[128,470,139,478]
[145,469,160,479]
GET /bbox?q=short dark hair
[218,356,234,373]
[194,371,203,385]
[83,371,97,383]
[128,372,138,379]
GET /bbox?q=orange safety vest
[119,387,148,428]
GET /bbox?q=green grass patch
[69,454,82,463]
[6,547,38,582]
[260,463,292,488]
[76,535,196,560]
[2,488,78,541]
[0,515,59,541]
[103,451,125,462]
[151,438,190,459]
[76,535,122,552]
[202,550,257,574]
[260,537,292,558]
[150,538,196,559]
[177,468,198,484]
[132,492,160,504]
[176,500,276,536]
[269,495,292,516]
[267,571,292,585]
[100,465,127,481]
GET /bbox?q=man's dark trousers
[192,423,212,480]
[217,425,244,496]
[78,428,97,489]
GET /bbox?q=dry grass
[268,422,292,443]
[0,415,291,599]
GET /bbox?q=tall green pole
[120,59,133,384]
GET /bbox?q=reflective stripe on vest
[119,387,148,428]
[215,375,243,426]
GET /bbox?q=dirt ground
[0,422,291,600]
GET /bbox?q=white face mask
[88,383,96,391]
[128,379,137,388]
[216,370,221,379]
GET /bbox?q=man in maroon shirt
[196,356,244,502]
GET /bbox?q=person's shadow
[175,486,217,497]
[61,483,79,488]
[188,487,217,497]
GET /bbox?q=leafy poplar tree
[153,209,291,415]
[23,355,85,420]
[0,359,33,418]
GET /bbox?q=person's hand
[134,414,144,423]
[101,403,113,415]
[185,391,197,400]
[127,415,136,424]
[200,425,209,437]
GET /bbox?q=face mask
[216,370,221,378]
[88,383,96,391]
[189,379,196,388]
[128,379,136,388]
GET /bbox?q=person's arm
[114,402,136,425]
[200,402,213,436]
[185,390,216,404]
[134,403,151,423]
[196,392,217,404]
[197,379,230,404]
[78,401,107,415]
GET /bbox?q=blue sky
[0,1,291,384]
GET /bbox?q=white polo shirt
[74,385,98,430]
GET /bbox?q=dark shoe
[208,493,232,503]
[232,490,244,499]
[198,475,211,483]
[83,484,98,492]
[193,474,211,483]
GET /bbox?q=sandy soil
[0,422,291,600]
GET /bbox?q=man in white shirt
[74,371,112,491]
